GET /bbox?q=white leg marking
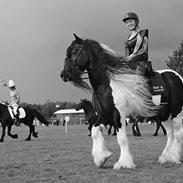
[163,109,183,164]
[159,118,174,163]
[91,126,113,168]
[113,116,136,169]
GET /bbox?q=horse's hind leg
[107,125,112,135]
[160,122,167,136]
[0,125,6,142]
[32,125,38,138]
[135,121,141,136]
[153,120,160,136]
[91,126,113,168]
[25,125,32,141]
[7,125,18,139]
[161,111,183,164]
[112,125,117,136]
[158,118,174,163]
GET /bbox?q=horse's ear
[73,33,83,43]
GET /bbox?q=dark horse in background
[0,102,49,142]
[75,99,116,136]
[61,34,183,169]
[131,115,166,137]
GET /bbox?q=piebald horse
[61,34,183,169]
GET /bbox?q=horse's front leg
[25,124,32,141]
[0,124,6,142]
[91,126,113,168]
[7,125,18,139]
[113,110,136,169]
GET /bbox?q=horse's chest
[110,80,127,106]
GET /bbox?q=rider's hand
[126,56,131,62]
[126,54,135,62]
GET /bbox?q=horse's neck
[87,68,110,91]
[83,105,96,120]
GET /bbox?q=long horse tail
[33,109,49,126]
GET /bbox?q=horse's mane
[83,39,160,117]
[67,38,134,90]
[84,39,134,77]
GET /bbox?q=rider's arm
[133,36,148,57]
[124,41,129,57]
[16,92,20,104]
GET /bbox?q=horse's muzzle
[60,71,71,82]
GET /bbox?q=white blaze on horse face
[91,126,113,167]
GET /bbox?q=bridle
[71,45,89,80]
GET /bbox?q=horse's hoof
[25,139,31,141]
[33,132,38,138]
[153,133,158,136]
[158,155,166,164]
[93,152,113,168]
[0,139,4,143]
[113,161,136,169]
[13,134,18,139]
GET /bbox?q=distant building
[54,109,86,125]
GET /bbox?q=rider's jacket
[9,90,20,105]
[125,29,148,62]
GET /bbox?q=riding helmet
[122,12,139,24]
[8,80,15,88]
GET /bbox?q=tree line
[21,100,77,120]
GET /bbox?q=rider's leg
[13,104,20,125]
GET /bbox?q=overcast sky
[0,0,183,104]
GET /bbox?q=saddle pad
[8,107,26,119]
[18,108,26,119]
[149,72,166,95]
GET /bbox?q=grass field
[0,124,183,183]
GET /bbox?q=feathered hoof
[113,161,136,169]
[158,155,181,164]
[158,155,167,164]
[93,151,113,168]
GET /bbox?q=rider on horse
[8,80,20,125]
[122,12,162,105]
[122,12,148,75]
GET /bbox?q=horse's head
[75,99,88,111]
[60,34,91,89]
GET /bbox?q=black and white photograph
[0,0,183,182]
